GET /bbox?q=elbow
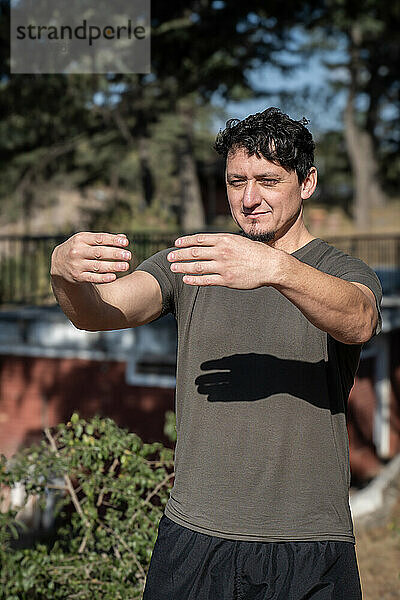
[338,306,377,345]
[358,306,378,343]
[357,329,374,344]
[72,321,100,332]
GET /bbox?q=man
[51,108,382,599]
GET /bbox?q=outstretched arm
[165,233,378,344]
[271,257,378,344]
[51,232,163,331]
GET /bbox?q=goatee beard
[239,228,276,243]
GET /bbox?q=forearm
[272,253,377,344]
[50,248,126,331]
[50,271,104,330]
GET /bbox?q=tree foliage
[0,1,324,233]
[300,0,400,227]
[0,414,175,599]
[1,0,398,232]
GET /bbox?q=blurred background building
[0,0,399,506]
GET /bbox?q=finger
[182,274,224,286]
[87,245,132,262]
[82,232,130,247]
[197,382,231,394]
[85,259,130,273]
[174,233,225,247]
[170,260,218,275]
[80,272,117,284]
[166,247,214,262]
[195,372,231,385]
[200,358,229,370]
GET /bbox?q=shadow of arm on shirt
[195,353,346,414]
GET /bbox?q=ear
[301,167,318,200]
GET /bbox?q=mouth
[243,211,271,217]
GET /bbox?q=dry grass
[355,493,400,599]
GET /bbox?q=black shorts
[142,515,362,600]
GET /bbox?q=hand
[50,232,131,284]
[167,233,282,289]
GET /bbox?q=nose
[242,180,262,209]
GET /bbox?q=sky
[224,64,345,135]
[213,29,349,140]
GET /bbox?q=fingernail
[123,251,131,259]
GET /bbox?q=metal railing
[0,232,399,306]
[0,232,178,306]
[325,234,400,296]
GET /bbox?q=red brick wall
[0,355,175,458]
[389,332,400,454]
[1,343,400,484]
[347,357,382,482]
[347,330,400,483]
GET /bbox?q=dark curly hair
[214,107,315,184]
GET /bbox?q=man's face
[225,147,313,243]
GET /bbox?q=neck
[266,206,316,254]
[269,223,316,254]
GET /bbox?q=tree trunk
[137,134,154,208]
[177,102,206,232]
[344,97,386,229]
[22,188,33,235]
[344,24,388,231]
[112,103,155,209]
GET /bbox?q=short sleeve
[134,247,177,319]
[327,252,383,337]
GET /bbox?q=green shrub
[0,414,175,599]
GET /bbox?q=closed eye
[228,179,246,186]
[227,177,281,187]
[259,179,279,185]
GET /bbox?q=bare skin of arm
[165,233,378,344]
[50,232,162,331]
[271,253,378,344]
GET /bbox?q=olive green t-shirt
[135,236,382,543]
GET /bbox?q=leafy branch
[0,414,175,600]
